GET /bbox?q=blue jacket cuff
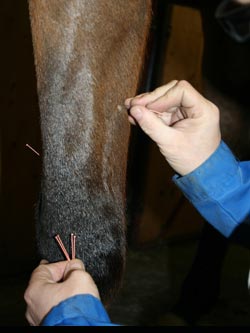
[42,294,118,326]
[172,141,245,237]
[173,141,241,202]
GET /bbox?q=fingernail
[64,259,85,279]
[124,98,132,108]
[67,259,85,271]
[130,107,142,120]
[68,259,85,269]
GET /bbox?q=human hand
[125,80,221,176]
[24,259,100,326]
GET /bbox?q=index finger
[147,80,209,118]
[125,80,178,108]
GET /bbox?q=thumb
[63,259,85,280]
[129,105,175,145]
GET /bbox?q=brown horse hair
[28,0,153,304]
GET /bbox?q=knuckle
[24,288,31,304]
[153,86,163,94]
[208,100,220,116]
[177,79,189,89]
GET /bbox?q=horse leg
[28,0,152,304]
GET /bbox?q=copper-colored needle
[25,144,40,156]
[55,234,70,261]
[74,234,76,259]
[71,233,76,259]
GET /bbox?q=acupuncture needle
[55,234,71,261]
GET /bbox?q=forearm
[173,141,250,238]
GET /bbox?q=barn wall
[0,0,42,275]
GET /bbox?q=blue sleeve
[41,294,120,326]
[173,141,250,238]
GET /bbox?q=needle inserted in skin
[55,234,71,261]
[25,143,40,156]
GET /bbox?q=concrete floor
[1,236,249,327]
